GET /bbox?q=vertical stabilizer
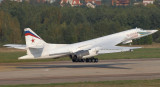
[24,28,46,48]
[19,28,47,59]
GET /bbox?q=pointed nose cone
[152,30,158,33]
[149,30,158,34]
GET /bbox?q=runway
[0,58,160,85]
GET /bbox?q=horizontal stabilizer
[3,44,26,50]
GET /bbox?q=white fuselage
[19,28,157,59]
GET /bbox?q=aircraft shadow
[16,63,135,69]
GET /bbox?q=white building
[60,0,81,7]
[46,0,56,3]
[143,0,154,6]
[86,2,95,8]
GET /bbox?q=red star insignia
[31,39,35,43]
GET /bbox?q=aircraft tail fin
[24,28,46,48]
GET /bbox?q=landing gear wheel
[90,58,93,62]
[86,58,89,63]
[80,59,84,62]
[72,59,76,62]
[95,58,98,63]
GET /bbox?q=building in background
[95,0,101,5]
[85,0,101,5]
[60,0,82,6]
[60,0,101,7]
[143,0,154,6]
[112,0,130,6]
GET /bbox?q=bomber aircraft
[4,28,158,63]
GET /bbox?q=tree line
[0,0,160,45]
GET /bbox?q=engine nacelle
[71,48,98,59]
[83,49,98,58]
[75,50,89,58]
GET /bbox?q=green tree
[0,10,21,43]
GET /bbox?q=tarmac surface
[0,58,160,85]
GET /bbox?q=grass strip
[1,79,160,87]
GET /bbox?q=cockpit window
[138,32,150,36]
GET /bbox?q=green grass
[0,48,160,63]
[1,79,160,87]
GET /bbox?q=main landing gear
[72,58,98,63]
